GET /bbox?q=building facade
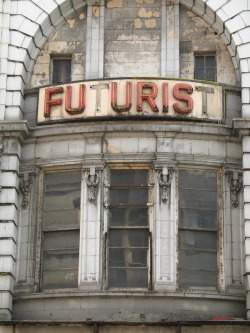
[1,0,250,332]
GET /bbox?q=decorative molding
[19,173,35,208]
[226,171,243,208]
[157,167,174,203]
[85,167,100,203]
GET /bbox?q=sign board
[37,79,223,124]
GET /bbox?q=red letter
[65,84,85,115]
[111,81,132,113]
[44,87,63,118]
[173,83,193,114]
[137,82,159,112]
[162,82,169,113]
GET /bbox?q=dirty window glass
[108,169,150,289]
[42,170,81,290]
[178,169,218,290]
[194,55,216,81]
[52,59,71,84]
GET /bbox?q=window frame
[104,165,154,290]
[177,167,223,292]
[50,55,72,84]
[34,167,82,292]
[194,53,217,82]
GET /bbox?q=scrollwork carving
[19,173,35,208]
[86,167,100,203]
[226,171,243,208]
[157,167,174,203]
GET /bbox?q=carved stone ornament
[19,173,35,208]
[86,167,100,203]
[157,167,174,203]
[0,136,3,192]
[226,171,243,208]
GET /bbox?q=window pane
[179,230,217,250]
[109,207,148,227]
[179,208,217,229]
[179,170,217,190]
[44,209,80,230]
[195,69,204,80]
[44,230,79,250]
[110,188,148,204]
[111,169,148,185]
[179,189,217,210]
[109,229,148,248]
[205,56,215,67]
[179,269,217,289]
[195,56,204,68]
[109,268,148,288]
[43,249,79,270]
[44,189,81,211]
[45,171,81,191]
[42,269,78,290]
[179,249,217,270]
[52,59,71,84]
[206,67,216,81]
[109,248,148,267]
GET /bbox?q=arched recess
[5,0,249,119]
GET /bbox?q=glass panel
[111,169,148,185]
[110,188,148,204]
[179,230,217,250]
[52,59,71,84]
[44,209,80,230]
[109,248,148,267]
[45,171,81,191]
[43,249,79,270]
[195,69,204,80]
[44,230,79,250]
[44,189,80,211]
[179,189,217,210]
[205,56,215,67]
[179,269,217,289]
[179,208,217,229]
[179,249,217,270]
[109,229,149,248]
[195,56,204,68]
[206,67,216,81]
[179,170,217,190]
[109,207,148,227]
[43,268,78,290]
[109,268,148,288]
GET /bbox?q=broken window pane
[108,169,150,289]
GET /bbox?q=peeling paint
[93,5,100,17]
[67,19,75,29]
[79,13,85,20]
[153,9,160,18]
[138,8,153,18]
[145,19,156,28]
[107,0,123,8]
[136,0,155,3]
[133,18,143,29]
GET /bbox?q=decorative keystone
[157,167,174,203]
[226,171,243,208]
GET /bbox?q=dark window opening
[52,58,71,84]
[194,55,216,81]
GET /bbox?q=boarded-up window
[108,169,150,288]
[41,170,81,290]
[178,170,218,290]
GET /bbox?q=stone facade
[1,0,250,331]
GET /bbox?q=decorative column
[79,165,103,290]
[154,164,176,290]
[161,0,180,77]
[85,0,105,79]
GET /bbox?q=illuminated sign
[37,79,223,123]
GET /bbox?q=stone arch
[5,0,250,119]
